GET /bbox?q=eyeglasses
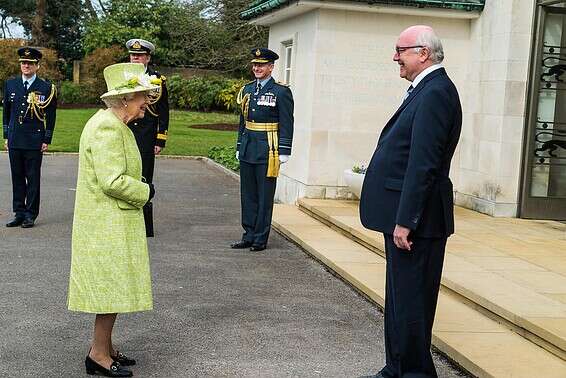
[395,45,425,54]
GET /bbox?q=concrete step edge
[295,199,566,360]
[273,204,566,377]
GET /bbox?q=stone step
[296,198,566,361]
[272,204,566,377]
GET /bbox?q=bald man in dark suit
[360,25,462,378]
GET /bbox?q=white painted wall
[263,1,535,217]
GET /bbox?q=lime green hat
[100,63,160,99]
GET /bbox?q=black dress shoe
[21,218,34,228]
[250,244,266,252]
[6,217,24,227]
[231,240,252,249]
[85,356,132,377]
[111,351,136,366]
[359,373,386,378]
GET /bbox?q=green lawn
[0,108,238,156]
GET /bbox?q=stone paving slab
[0,154,465,377]
[272,204,566,377]
[296,198,566,360]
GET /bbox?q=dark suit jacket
[3,76,57,150]
[360,68,462,238]
[127,67,169,153]
[236,77,294,164]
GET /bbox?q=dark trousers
[381,234,447,378]
[8,148,43,220]
[141,152,155,237]
[239,161,277,246]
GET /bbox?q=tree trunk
[31,0,47,45]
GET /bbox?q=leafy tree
[1,0,84,60]
[82,0,175,64]
[83,0,267,75]
[172,0,268,74]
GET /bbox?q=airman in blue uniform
[3,47,57,228]
[231,48,294,251]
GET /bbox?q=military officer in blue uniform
[231,48,294,252]
[3,47,57,228]
[125,38,169,237]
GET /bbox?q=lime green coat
[67,109,153,313]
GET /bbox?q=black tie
[24,81,29,92]
[255,81,261,95]
[402,85,414,103]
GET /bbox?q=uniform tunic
[2,75,57,219]
[126,67,168,236]
[236,77,294,246]
[68,109,152,313]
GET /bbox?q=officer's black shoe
[21,218,35,228]
[250,244,266,252]
[231,240,252,249]
[6,217,24,227]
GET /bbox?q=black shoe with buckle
[6,217,24,227]
[111,351,136,366]
[231,240,252,249]
[85,356,133,377]
[250,244,266,252]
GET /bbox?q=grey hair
[415,29,444,64]
[102,92,137,108]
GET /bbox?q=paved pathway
[0,154,466,377]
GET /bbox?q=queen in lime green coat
[67,63,162,377]
[67,105,153,313]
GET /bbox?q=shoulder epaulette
[276,81,290,87]
[160,74,166,81]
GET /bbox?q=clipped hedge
[59,81,100,105]
[168,75,247,113]
[208,145,239,172]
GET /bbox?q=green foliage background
[0,107,238,157]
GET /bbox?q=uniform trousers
[9,148,43,220]
[381,234,447,378]
[239,160,277,246]
[141,152,155,236]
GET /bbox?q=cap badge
[24,49,31,56]
[133,41,142,49]
[255,49,261,56]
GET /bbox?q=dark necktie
[403,85,414,102]
[255,81,261,95]
[24,81,29,92]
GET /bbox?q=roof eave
[241,0,485,20]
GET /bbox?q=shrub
[80,45,126,102]
[59,81,82,104]
[167,74,192,109]
[168,75,247,113]
[216,78,248,113]
[208,145,239,172]
[59,81,99,105]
